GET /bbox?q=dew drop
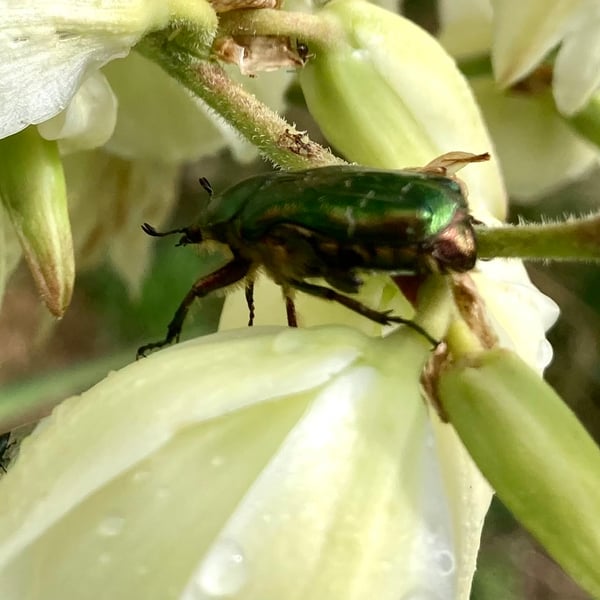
[210,456,225,468]
[97,515,125,537]
[351,48,369,61]
[132,469,150,484]
[434,550,455,576]
[183,538,247,599]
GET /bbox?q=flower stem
[475,215,600,262]
[136,30,343,169]
[217,8,342,50]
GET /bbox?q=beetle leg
[245,281,255,326]
[137,258,252,358]
[288,279,438,347]
[285,295,298,327]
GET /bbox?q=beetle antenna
[199,177,213,197]
[142,223,187,238]
[142,223,204,246]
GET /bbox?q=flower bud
[299,0,506,219]
[0,127,74,317]
[437,348,600,598]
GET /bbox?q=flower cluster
[1,1,599,599]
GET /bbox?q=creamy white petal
[64,150,179,296]
[472,259,560,372]
[437,0,493,59]
[0,0,172,139]
[0,327,471,600]
[491,0,583,86]
[553,8,600,114]
[37,71,118,152]
[180,364,455,600]
[0,328,365,567]
[471,77,598,199]
[102,52,229,162]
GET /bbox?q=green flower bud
[298,0,506,219]
[437,348,600,597]
[0,127,74,317]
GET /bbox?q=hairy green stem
[475,215,600,262]
[217,8,343,51]
[136,30,343,169]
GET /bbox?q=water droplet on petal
[97,515,125,537]
[434,549,455,576]
[132,469,151,484]
[210,456,225,468]
[182,538,247,599]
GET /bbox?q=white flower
[0,326,477,599]
[0,0,176,139]
[0,0,294,299]
[439,0,600,117]
[437,0,600,200]
[491,0,600,116]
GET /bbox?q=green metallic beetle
[137,153,487,358]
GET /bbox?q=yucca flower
[0,0,293,304]
[2,0,591,599]
[490,0,600,117]
[437,0,600,200]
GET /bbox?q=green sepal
[437,348,600,597]
[0,127,74,317]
